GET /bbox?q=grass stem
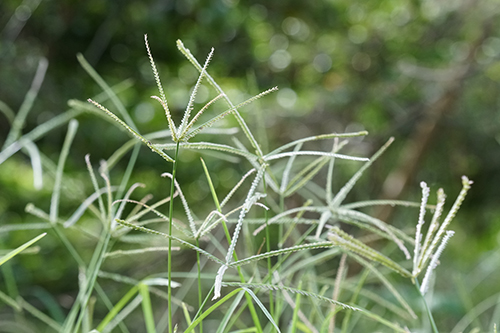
[168,141,180,333]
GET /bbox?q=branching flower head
[412,176,473,293]
[88,35,277,164]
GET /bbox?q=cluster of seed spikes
[80,35,473,333]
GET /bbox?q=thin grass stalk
[96,285,139,331]
[262,175,275,321]
[330,253,347,332]
[62,228,111,333]
[74,233,113,332]
[198,156,224,332]
[17,296,63,331]
[85,154,106,221]
[0,258,19,311]
[195,238,203,333]
[116,142,141,200]
[22,139,43,189]
[77,53,138,132]
[215,289,246,333]
[50,119,79,223]
[168,141,180,333]
[414,279,439,333]
[325,138,339,204]
[290,280,303,333]
[139,283,157,333]
[191,285,214,326]
[340,269,369,333]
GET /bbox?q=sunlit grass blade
[105,246,179,258]
[326,138,341,204]
[330,137,394,208]
[285,155,330,197]
[241,287,281,333]
[0,289,21,311]
[102,295,143,333]
[220,168,256,208]
[22,139,43,189]
[85,154,107,222]
[265,131,368,158]
[181,302,193,328]
[64,186,118,228]
[183,288,245,333]
[215,289,246,333]
[280,142,302,194]
[265,151,369,163]
[50,119,79,224]
[96,285,139,332]
[77,53,138,131]
[139,283,157,333]
[290,280,302,333]
[0,233,46,266]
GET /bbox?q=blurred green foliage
[1,0,500,331]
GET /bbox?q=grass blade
[0,233,46,266]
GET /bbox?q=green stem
[414,278,439,333]
[196,238,203,333]
[262,177,274,321]
[168,141,180,333]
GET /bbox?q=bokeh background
[1,0,500,331]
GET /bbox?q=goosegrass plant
[0,35,481,332]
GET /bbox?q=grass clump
[0,35,480,332]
